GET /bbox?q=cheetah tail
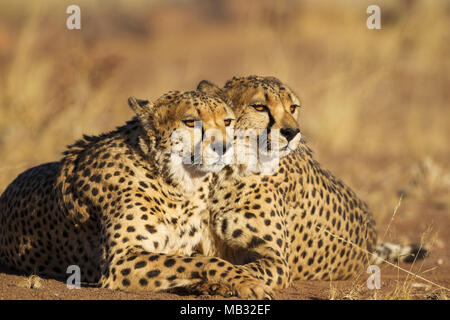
[370,242,428,265]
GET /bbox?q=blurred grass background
[0,0,448,236]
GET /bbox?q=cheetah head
[197,75,302,175]
[128,90,235,189]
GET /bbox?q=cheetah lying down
[196,76,427,291]
[0,77,426,299]
[0,90,272,299]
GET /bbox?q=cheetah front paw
[230,278,274,300]
[190,281,234,298]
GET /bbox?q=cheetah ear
[128,96,153,117]
[128,96,157,133]
[197,80,222,95]
[197,80,232,107]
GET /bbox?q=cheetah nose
[280,128,300,142]
[210,142,232,156]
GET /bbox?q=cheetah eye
[251,104,268,112]
[224,119,233,127]
[290,105,299,114]
[182,120,196,128]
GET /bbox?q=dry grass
[0,0,448,300]
[321,221,449,299]
[327,281,449,300]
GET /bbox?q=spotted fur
[0,90,273,299]
[197,76,426,292]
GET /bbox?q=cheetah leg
[100,248,274,299]
[239,255,291,289]
[189,255,290,296]
[210,209,292,290]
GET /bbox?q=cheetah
[0,90,273,299]
[196,75,427,291]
